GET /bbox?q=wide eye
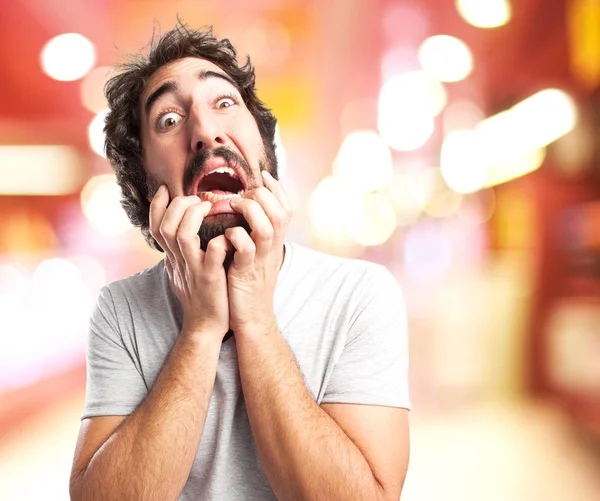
[216,96,236,109]
[157,112,182,130]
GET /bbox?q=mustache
[183,147,252,195]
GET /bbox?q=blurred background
[1,0,600,499]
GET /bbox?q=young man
[70,22,410,501]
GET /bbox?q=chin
[198,213,250,251]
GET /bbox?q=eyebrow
[143,70,240,118]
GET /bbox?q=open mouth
[195,166,245,203]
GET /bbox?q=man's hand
[150,185,232,339]
[226,171,292,337]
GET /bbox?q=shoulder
[286,242,397,291]
[97,260,168,311]
[91,259,170,334]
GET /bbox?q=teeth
[210,166,239,179]
[198,191,242,203]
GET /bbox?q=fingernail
[157,185,166,196]
[229,197,241,206]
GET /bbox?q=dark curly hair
[104,21,278,251]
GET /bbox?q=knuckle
[159,221,174,238]
[176,231,194,244]
[238,241,255,254]
[206,237,223,250]
[257,186,270,199]
[258,225,273,239]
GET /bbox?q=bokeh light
[379,169,423,227]
[441,89,577,191]
[80,66,111,113]
[40,33,96,82]
[346,192,397,247]
[378,71,446,151]
[441,129,488,193]
[81,174,132,236]
[410,166,463,217]
[456,0,512,29]
[308,176,354,237]
[88,109,109,157]
[418,35,474,82]
[0,146,82,195]
[334,130,393,192]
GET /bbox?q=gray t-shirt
[83,242,410,500]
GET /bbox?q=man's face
[139,57,275,248]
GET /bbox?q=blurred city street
[2,0,600,499]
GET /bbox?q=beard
[185,143,278,252]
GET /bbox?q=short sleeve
[321,265,410,409]
[82,286,148,419]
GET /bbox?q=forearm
[236,327,387,501]
[72,331,221,501]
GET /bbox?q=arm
[226,172,409,500]
[71,190,232,501]
[70,330,221,501]
[235,326,409,501]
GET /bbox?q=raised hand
[150,185,232,340]
[225,171,292,338]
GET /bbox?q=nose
[189,107,227,153]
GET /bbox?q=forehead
[141,57,232,102]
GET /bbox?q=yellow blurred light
[418,35,474,82]
[507,89,578,149]
[476,89,575,172]
[410,166,462,217]
[308,176,354,237]
[81,175,132,236]
[89,109,109,157]
[378,71,445,151]
[380,71,447,117]
[80,66,111,113]
[440,130,487,193]
[441,89,577,192]
[456,0,512,28]
[345,192,397,247]
[380,170,423,227]
[0,145,82,195]
[378,112,435,152]
[334,130,393,192]
[486,148,546,186]
[40,33,96,82]
[568,0,600,89]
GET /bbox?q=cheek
[143,142,188,194]
[235,116,265,163]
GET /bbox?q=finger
[225,226,256,270]
[243,186,287,247]
[204,234,234,272]
[160,195,201,265]
[262,170,292,215]
[177,201,212,273]
[164,253,174,279]
[228,197,273,264]
[149,185,170,253]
